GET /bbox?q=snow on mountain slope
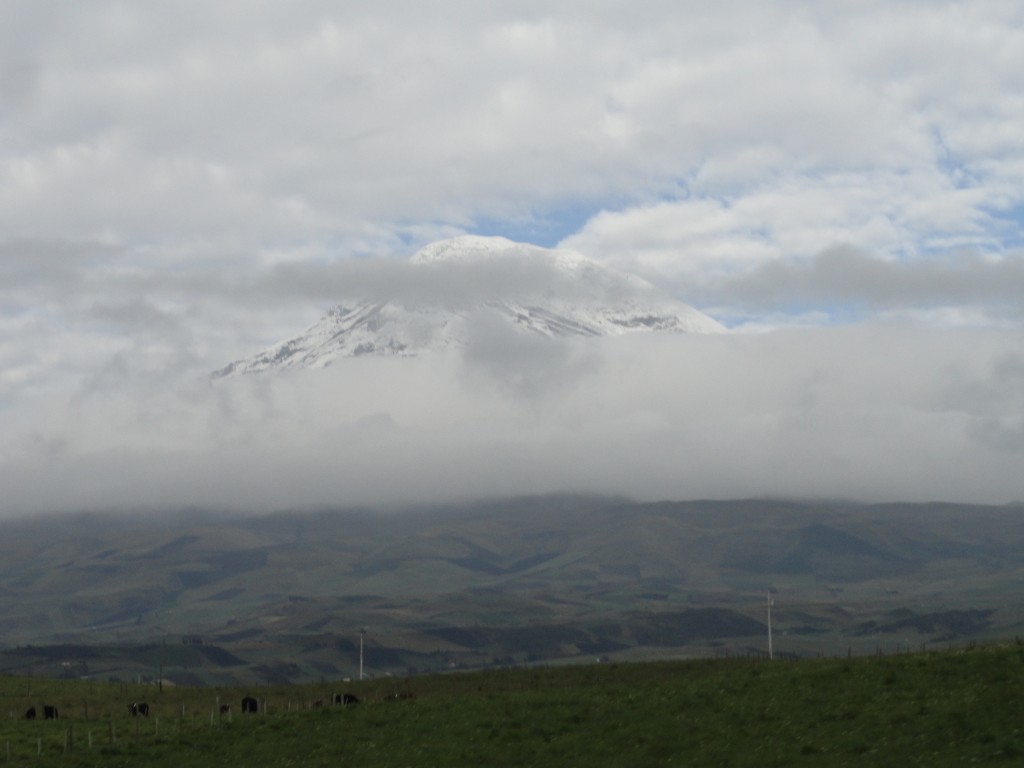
[214,236,724,377]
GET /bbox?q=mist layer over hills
[3,330,1024,514]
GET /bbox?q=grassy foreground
[1,643,1021,767]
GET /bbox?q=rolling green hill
[0,497,1021,684]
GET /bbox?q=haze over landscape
[3,2,1024,515]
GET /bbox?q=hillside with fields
[0,497,1022,685]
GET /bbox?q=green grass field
[1,642,1021,766]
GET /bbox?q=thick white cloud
[2,328,1022,515]
[562,169,1009,289]
[2,1,1022,255]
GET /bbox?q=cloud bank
[3,326,1022,515]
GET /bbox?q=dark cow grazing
[241,696,258,714]
[24,707,36,720]
[43,705,59,720]
[128,702,150,717]
[333,693,359,706]
[219,704,231,715]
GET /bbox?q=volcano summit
[215,236,724,377]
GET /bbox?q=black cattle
[333,692,359,706]
[24,707,36,720]
[43,705,59,720]
[219,704,231,715]
[128,702,150,717]
[241,696,258,714]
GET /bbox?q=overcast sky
[2,1,1023,514]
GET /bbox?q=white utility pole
[359,628,366,680]
[767,590,774,660]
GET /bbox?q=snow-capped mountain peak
[214,237,723,377]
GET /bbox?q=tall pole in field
[359,628,366,680]
[767,590,774,660]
